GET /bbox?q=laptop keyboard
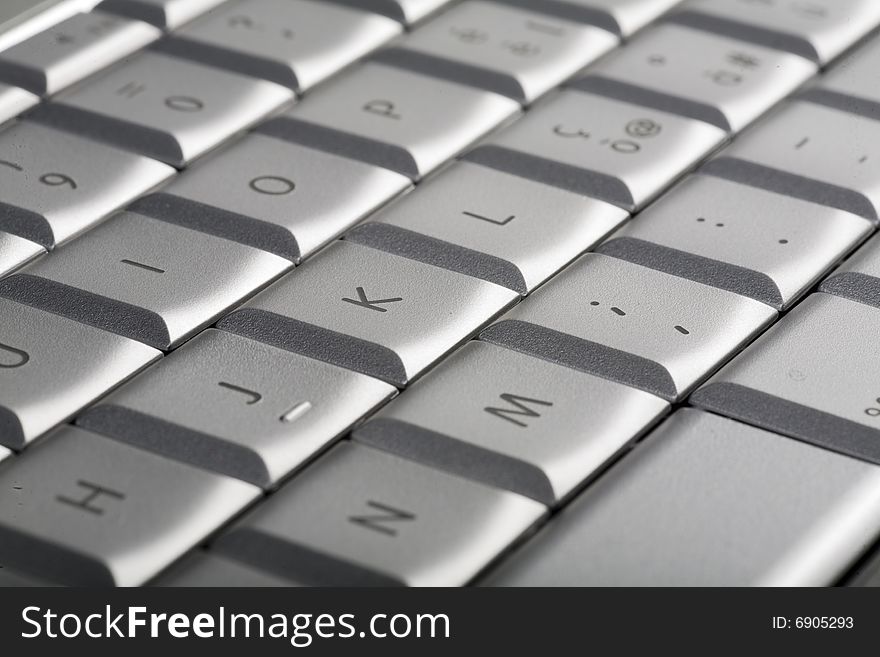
[0,0,879,587]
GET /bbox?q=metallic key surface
[0,297,161,449]
[712,101,880,222]
[0,11,160,96]
[166,0,401,92]
[0,211,292,350]
[355,341,668,505]
[691,293,880,465]
[215,441,546,586]
[672,0,880,64]
[388,0,617,104]
[80,329,397,488]
[466,89,726,211]
[153,551,300,587]
[33,50,293,167]
[601,175,871,309]
[484,409,880,586]
[351,162,627,294]
[151,132,411,262]
[815,37,880,118]
[0,121,174,249]
[0,82,38,124]
[579,23,816,132]
[219,240,518,387]
[534,0,683,36]
[481,252,776,401]
[0,425,259,586]
[277,62,520,180]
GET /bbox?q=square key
[0,297,160,449]
[215,441,545,586]
[219,240,518,387]
[279,62,520,180]
[466,89,726,211]
[350,161,627,294]
[481,252,776,401]
[0,121,174,249]
[33,50,293,167]
[0,425,258,586]
[167,0,401,92]
[149,132,411,262]
[0,211,292,350]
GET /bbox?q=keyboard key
[465,89,725,211]
[691,294,880,464]
[599,175,871,309]
[214,441,545,586]
[485,409,880,586]
[0,121,174,249]
[706,101,880,222]
[0,83,38,125]
[0,425,259,586]
[31,51,293,167]
[269,62,519,180]
[379,1,617,104]
[672,0,880,64]
[0,211,291,350]
[332,0,452,25]
[0,233,42,278]
[138,132,410,262]
[0,298,160,449]
[348,162,627,294]
[821,233,880,308]
[481,253,776,401]
[154,551,299,586]
[97,0,226,29]
[79,329,396,488]
[355,341,668,505]
[0,12,160,96]
[219,240,518,387]
[162,0,401,92]
[809,37,880,120]
[577,23,816,132]
[505,0,681,37]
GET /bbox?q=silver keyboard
[1,0,880,587]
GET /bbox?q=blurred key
[0,211,291,350]
[705,101,880,222]
[691,294,880,464]
[328,0,453,25]
[215,442,545,586]
[31,51,293,167]
[97,0,227,29]
[465,89,725,211]
[0,12,160,96]
[600,175,871,309]
[379,0,617,104]
[0,297,160,450]
[266,62,519,180]
[0,121,173,249]
[0,83,38,125]
[0,446,10,464]
[355,341,668,505]
[486,409,880,586]
[219,240,518,387]
[821,233,880,307]
[162,0,401,92]
[578,23,815,132]
[672,0,880,64]
[348,162,627,294]
[80,329,397,488]
[138,132,410,262]
[809,37,880,121]
[0,425,259,586]
[502,0,681,37]
[481,252,776,401]
[0,233,42,278]
[154,551,298,586]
